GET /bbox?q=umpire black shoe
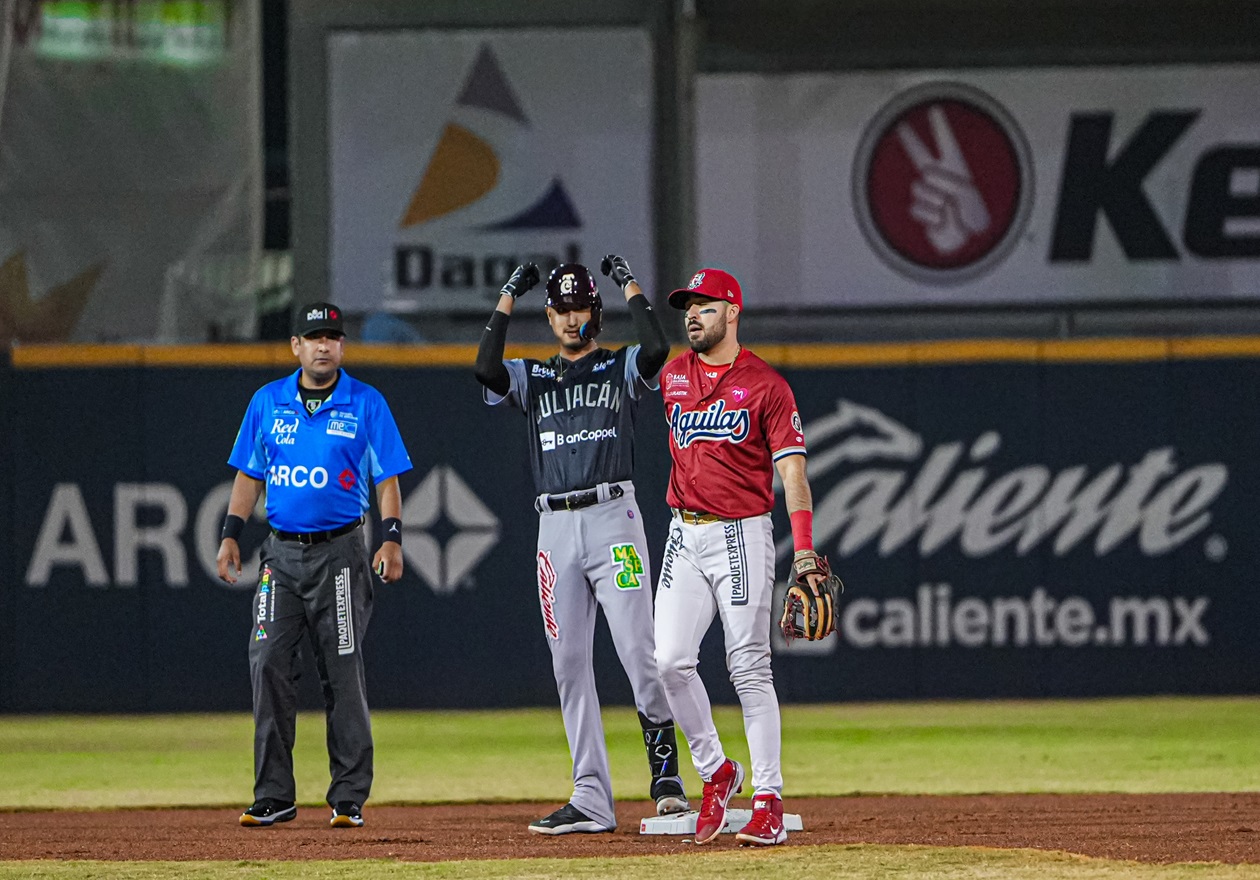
[528,802,614,835]
[330,801,364,828]
[239,798,296,827]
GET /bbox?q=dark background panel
[8,367,149,711]
[695,0,1260,72]
[1035,361,1179,696]
[3,356,1259,711]
[910,362,1050,698]
[0,355,13,709]
[1166,358,1260,694]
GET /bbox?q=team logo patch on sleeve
[610,543,644,590]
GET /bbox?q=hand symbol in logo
[897,105,991,255]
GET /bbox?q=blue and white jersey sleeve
[227,388,268,479]
[483,358,529,409]
[365,390,412,481]
[623,344,656,399]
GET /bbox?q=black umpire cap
[292,302,345,338]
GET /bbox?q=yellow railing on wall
[12,335,1260,369]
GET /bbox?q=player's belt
[539,484,625,513]
[273,516,365,545]
[674,508,725,525]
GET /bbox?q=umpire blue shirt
[228,369,412,532]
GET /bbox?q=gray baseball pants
[249,528,375,807]
[534,481,674,829]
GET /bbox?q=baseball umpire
[474,257,690,834]
[654,269,840,846]
[217,302,413,829]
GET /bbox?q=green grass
[3,699,1257,877]
[1,847,1258,879]
[0,696,1257,809]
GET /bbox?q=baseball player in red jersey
[654,268,829,846]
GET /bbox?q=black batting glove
[500,263,540,300]
[600,254,636,290]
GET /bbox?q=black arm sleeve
[474,310,512,397]
[629,294,670,381]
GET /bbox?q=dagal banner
[328,29,654,314]
[696,65,1260,308]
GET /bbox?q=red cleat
[735,793,787,846]
[694,758,744,844]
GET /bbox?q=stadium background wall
[2,340,1258,712]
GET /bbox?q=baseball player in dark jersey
[217,303,412,830]
[474,256,689,834]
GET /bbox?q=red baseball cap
[668,268,743,310]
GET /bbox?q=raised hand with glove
[601,252,669,380]
[600,254,637,292]
[500,263,540,300]
[475,263,540,396]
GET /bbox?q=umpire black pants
[249,527,375,806]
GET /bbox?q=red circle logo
[854,83,1033,283]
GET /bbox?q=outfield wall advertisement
[1,348,1258,711]
[697,65,1260,307]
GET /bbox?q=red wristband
[789,509,813,552]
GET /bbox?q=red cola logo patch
[854,83,1033,284]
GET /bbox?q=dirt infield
[1,793,1256,864]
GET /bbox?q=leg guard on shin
[640,713,689,814]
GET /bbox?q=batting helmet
[545,263,602,341]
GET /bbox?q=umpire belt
[536,483,625,513]
[273,516,364,545]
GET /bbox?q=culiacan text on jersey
[536,381,624,422]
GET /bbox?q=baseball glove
[780,550,843,642]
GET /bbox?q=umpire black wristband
[221,514,245,542]
[381,517,403,545]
